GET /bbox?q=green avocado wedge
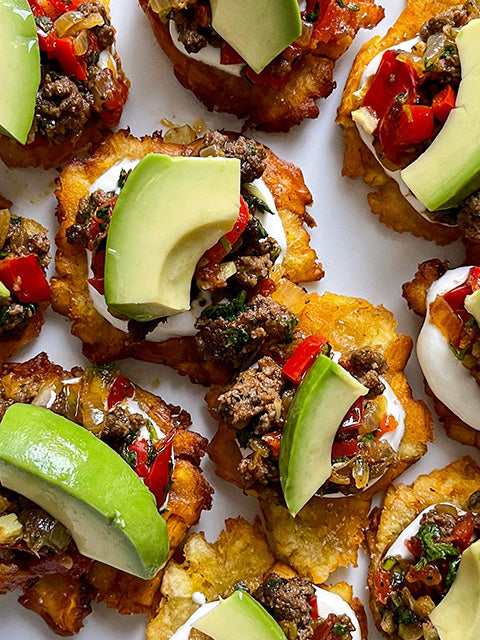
[401,19,480,211]
[210,0,302,75]
[465,289,480,326]
[0,0,40,144]
[104,154,240,322]
[279,355,368,516]
[193,590,287,640]
[0,403,169,579]
[429,539,480,639]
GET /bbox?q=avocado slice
[429,539,480,639]
[0,0,40,144]
[0,281,10,301]
[210,0,301,75]
[104,154,240,322]
[465,289,480,326]
[0,403,169,579]
[193,590,287,640]
[401,20,480,211]
[279,355,368,516]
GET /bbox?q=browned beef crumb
[35,75,93,142]
[233,254,273,288]
[101,405,146,442]
[197,131,267,184]
[217,356,284,432]
[339,348,387,398]
[77,1,115,48]
[195,295,297,370]
[238,453,279,487]
[172,8,210,53]
[253,574,315,640]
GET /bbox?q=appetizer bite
[337,0,480,245]
[367,457,480,640]
[139,0,384,132]
[0,195,50,362]
[0,353,212,635]
[207,278,433,581]
[147,517,368,640]
[52,128,323,384]
[403,259,480,447]
[0,0,129,169]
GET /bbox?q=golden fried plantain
[336,0,464,245]
[0,353,212,633]
[207,278,433,581]
[146,517,368,640]
[403,259,480,448]
[0,0,129,169]
[139,0,383,132]
[366,457,480,638]
[52,129,323,384]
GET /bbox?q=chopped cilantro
[9,216,21,225]
[34,14,53,32]
[440,44,456,59]
[445,556,461,588]
[203,290,248,321]
[398,609,417,625]
[336,0,345,7]
[220,327,250,348]
[363,432,376,442]
[270,245,281,263]
[281,316,299,344]
[449,343,469,360]
[96,205,110,220]
[347,3,360,10]
[414,524,459,569]
[117,168,129,190]
[234,581,250,593]
[382,556,397,571]
[245,193,274,215]
[265,577,284,589]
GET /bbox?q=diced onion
[55,10,103,38]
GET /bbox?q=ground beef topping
[419,5,470,40]
[457,191,480,243]
[35,74,93,141]
[196,131,267,184]
[339,348,388,398]
[217,356,284,432]
[196,294,297,370]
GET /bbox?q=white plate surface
[0,1,474,638]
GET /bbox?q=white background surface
[0,1,475,638]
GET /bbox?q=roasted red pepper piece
[405,535,422,559]
[468,266,480,292]
[0,254,50,303]
[244,66,290,90]
[331,438,359,459]
[377,414,398,437]
[446,512,475,550]
[398,105,434,144]
[39,31,87,81]
[146,430,176,507]
[127,438,149,478]
[444,284,470,311]
[88,248,105,295]
[262,431,282,459]
[374,568,392,605]
[282,335,328,385]
[252,277,276,298]
[107,375,135,410]
[201,196,250,265]
[363,50,418,120]
[432,85,456,123]
[312,614,336,640]
[308,593,319,619]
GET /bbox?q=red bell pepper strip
[127,438,149,479]
[398,105,434,145]
[444,283,470,311]
[468,266,480,292]
[145,430,176,507]
[251,277,276,298]
[363,50,418,121]
[312,614,336,640]
[432,85,456,123]
[38,30,87,81]
[374,568,392,605]
[0,254,50,303]
[308,594,319,619]
[244,66,290,90]
[282,335,328,385]
[331,438,359,459]
[405,534,422,560]
[107,375,135,410]
[446,512,475,551]
[201,196,250,265]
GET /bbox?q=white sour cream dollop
[354,39,455,226]
[86,159,287,341]
[417,266,480,430]
[170,585,361,640]
[386,503,466,560]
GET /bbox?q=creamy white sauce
[169,20,243,77]
[170,585,361,640]
[386,503,466,560]
[417,266,480,430]
[354,39,456,226]
[86,159,287,341]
